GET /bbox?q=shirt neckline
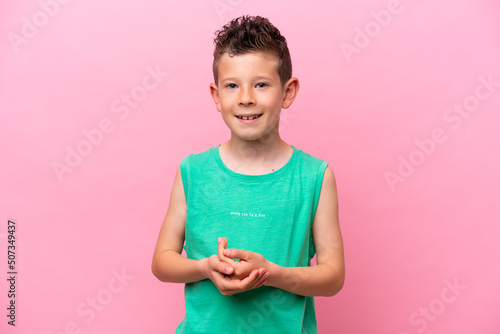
[212,144,297,183]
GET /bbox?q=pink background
[1,0,499,333]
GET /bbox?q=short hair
[212,15,292,88]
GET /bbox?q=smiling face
[210,51,299,143]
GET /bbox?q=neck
[219,130,292,174]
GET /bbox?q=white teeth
[238,115,260,120]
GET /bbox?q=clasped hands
[203,237,270,296]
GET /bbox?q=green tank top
[176,144,328,334]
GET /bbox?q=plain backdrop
[1,0,499,333]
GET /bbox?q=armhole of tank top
[179,154,191,203]
[309,160,329,260]
[312,160,329,221]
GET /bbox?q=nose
[238,86,255,106]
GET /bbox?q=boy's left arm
[220,166,345,297]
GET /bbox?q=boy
[152,15,345,333]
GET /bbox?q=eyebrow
[220,75,274,82]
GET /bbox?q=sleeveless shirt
[175,144,328,334]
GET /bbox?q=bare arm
[151,166,269,294]
[151,166,205,283]
[267,166,345,296]
[219,166,345,297]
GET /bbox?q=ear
[281,77,300,109]
[210,83,222,113]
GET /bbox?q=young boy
[152,15,345,333]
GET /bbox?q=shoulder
[181,145,216,166]
[293,146,336,192]
[293,146,329,172]
[321,165,337,188]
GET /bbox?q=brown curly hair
[212,15,292,88]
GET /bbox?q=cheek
[221,103,234,115]
[219,93,235,109]
[218,98,228,111]
[276,97,284,108]
[259,94,277,108]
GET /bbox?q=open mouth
[235,114,263,120]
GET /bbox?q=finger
[222,269,266,294]
[223,248,249,261]
[217,237,227,260]
[212,270,225,280]
[219,262,234,275]
[252,268,268,289]
[241,269,264,290]
[256,269,269,288]
[245,270,264,290]
[218,237,238,267]
[217,273,243,293]
[212,271,237,295]
[218,237,228,249]
[210,254,234,275]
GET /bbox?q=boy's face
[210,51,298,142]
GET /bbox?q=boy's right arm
[151,166,204,283]
[151,166,268,294]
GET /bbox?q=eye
[226,83,238,89]
[256,83,268,88]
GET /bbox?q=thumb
[219,237,228,249]
[218,237,237,266]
